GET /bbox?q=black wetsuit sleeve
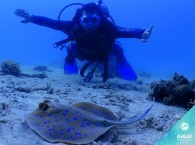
[30,15,73,35]
[114,26,145,39]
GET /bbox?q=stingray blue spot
[62,112,67,116]
[94,112,98,116]
[60,129,64,132]
[59,132,63,136]
[86,122,91,126]
[47,125,50,128]
[62,123,66,126]
[65,118,71,122]
[65,109,69,113]
[73,117,78,121]
[47,114,52,117]
[68,136,73,140]
[84,134,88,137]
[53,115,58,119]
[96,123,101,127]
[55,131,58,134]
[66,127,71,133]
[81,124,85,128]
[42,112,47,115]
[56,109,61,112]
[51,105,55,108]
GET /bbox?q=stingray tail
[106,98,155,126]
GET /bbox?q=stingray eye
[39,103,49,111]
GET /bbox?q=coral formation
[187,99,195,110]
[0,60,21,76]
[148,73,195,109]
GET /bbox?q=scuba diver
[14,1,153,82]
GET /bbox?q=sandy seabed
[0,65,187,145]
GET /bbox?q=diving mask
[80,15,101,24]
[79,14,101,31]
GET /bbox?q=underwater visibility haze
[0,1,195,145]
[1,0,194,79]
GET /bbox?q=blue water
[1,0,194,79]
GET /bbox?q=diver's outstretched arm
[115,25,153,42]
[115,26,145,39]
[14,8,73,33]
[14,8,32,23]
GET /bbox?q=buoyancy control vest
[70,18,115,62]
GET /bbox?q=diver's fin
[64,58,78,74]
[117,58,137,81]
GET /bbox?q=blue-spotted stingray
[25,100,154,144]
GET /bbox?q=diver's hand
[142,25,153,43]
[14,8,32,23]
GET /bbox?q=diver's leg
[112,43,137,80]
[112,43,126,66]
[64,42,78,74]
[65,42,76,64]
[65,54,75,64]
[102,56,109,82]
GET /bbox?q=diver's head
[79,3,102,32]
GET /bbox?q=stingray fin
[105,98,155,126]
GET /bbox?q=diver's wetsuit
[30,15,145,81]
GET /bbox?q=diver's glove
[142,25,153,42]
[14,8,32,23]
